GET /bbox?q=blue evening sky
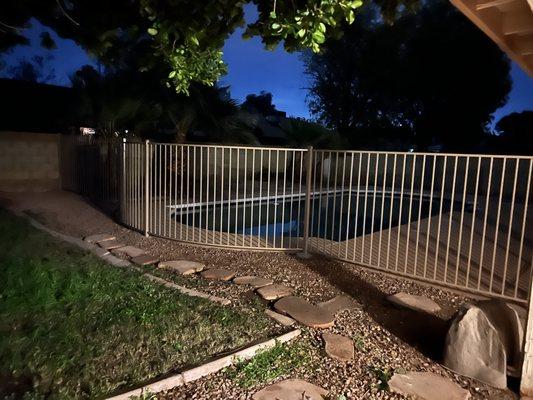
[1,8,531,126]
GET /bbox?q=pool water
[175,193,449,241]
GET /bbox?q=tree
[0,0,415,95]
[6,55,56,83]
[494,111,533,155]
[305,0,511,151]
[241,91,279,116]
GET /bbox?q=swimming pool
[174,191,449,242]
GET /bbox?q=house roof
[450,0,533,76]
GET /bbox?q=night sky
[1,5,532,127]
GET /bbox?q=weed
[369,366,394,390]
[227,341,310,388]
[352,334,365,351]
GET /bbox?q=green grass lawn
[0,209,275,399]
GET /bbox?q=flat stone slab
[256,284,294,301]
[265,309,296,327]
[131,253,159,266]
[233,276,273,288]
[322,332,354,361]
[274,296,334,329]
[112,245,146,258]
[200,269,236,281]
[84,233,115,243]
[252,379,328,400]
[387,292,441,314]
[318,295,359,315]
[159,260,206,275]
[98,239,124,250]
[389,371,471,400]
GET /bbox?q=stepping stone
[389,371,471,400]
[159,260,205,275]
[84,233,115,243]
[387,292,441,314]
[233,275,273,288]
[98,239,124,250]
[265,309,296,327]
[252,378,328,400]
[131,253,159,266]
[112,245,146,258]
[256,284,294,301]
[318,295,359,315]
[200,269,236,281]
[322,332,354,361]
[274,296,334,329]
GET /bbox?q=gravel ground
[1,190,518,400]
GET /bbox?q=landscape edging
[105,329,302,400]
[13,209,231,305]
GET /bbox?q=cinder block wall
[0,131,60,192]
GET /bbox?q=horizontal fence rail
[60,135,532,303]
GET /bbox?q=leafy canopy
[0,0,406,93]
[0,0,419,94]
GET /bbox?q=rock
[98,239,124,250]
[233,276,273,288]
[265,309,296,327]
[131,253,159,266]
[443,299,526,389]
[200,269,236,281]
[318,295,359,315]
[274,296,334,329]
[387,292,441,314]
[84,233,115,243]
[389,371,471,400]
[322,332,354,361]
[256,284,294,301]
[252,379,328,400]
[112,245,146,258]
[159,260,205,275]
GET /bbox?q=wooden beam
[512,35,533,55]
[476,0,518,10]
[503,11,533,35]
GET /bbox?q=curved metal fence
[61,136,532,304]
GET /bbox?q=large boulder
[443,300,526,389]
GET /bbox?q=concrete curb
[14,210,231,306]
[106,329,301,400]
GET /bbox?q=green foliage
[0,209,273,399]
[246,0,363,54]
[369,366,394,390]
[281,117,347,148]
[2,0,415,94]
[227,341,310,388]
[352,334,365,351]
[305,0,511,151]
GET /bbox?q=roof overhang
[450,0,533,76]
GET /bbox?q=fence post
[121,138,126,223]
[521,259,533,397]
[144,140,150,237]
[299,146,313,258]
